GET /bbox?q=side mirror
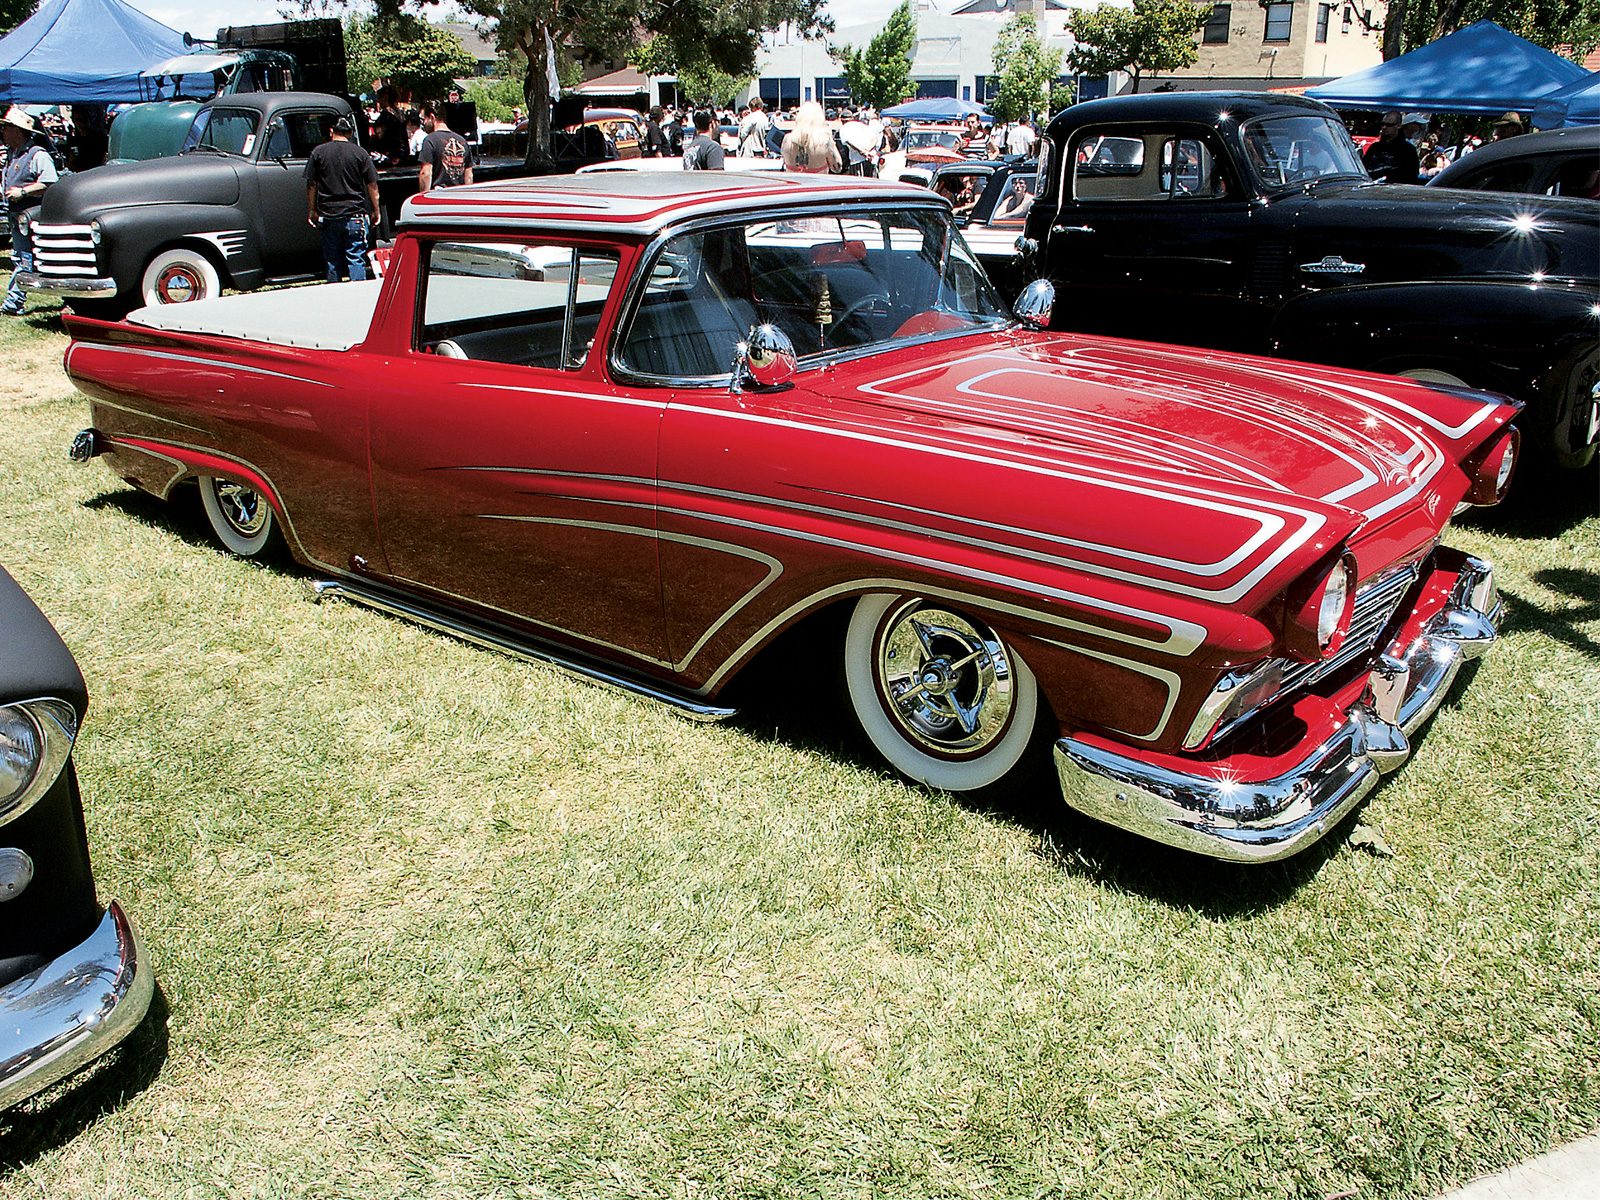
[731,324,797,393]
[1013,279,1054,330]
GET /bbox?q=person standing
[418,105,474,190]
[738,97,770,158]
[1005,116,1036,159]
[641,106,671,157]
[781,102,840,173]
[1363,111,1420,184]
[304,116,380,283]
[682,110,725,170]
[1491,111,1527,142]
[2,108,57,316]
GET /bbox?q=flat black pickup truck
[20,91,526,315]
[1019,93,1600,469]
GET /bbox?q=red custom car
[63,173,1518,862]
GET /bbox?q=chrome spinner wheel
[198,475,278,557]
[844,594,1039,793]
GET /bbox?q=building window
[1202,4,1231,44]
[1264,2,1294,42]
[1316,3,1331,40]
[1342,5,1352,32]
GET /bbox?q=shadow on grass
[82,485,213,552]
[1498,568,1600,657]
[0,984,170,1167]
[1455,458,1599,538]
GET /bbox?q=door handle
[1052,224,1096,235]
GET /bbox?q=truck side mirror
[1013,279,1054,329]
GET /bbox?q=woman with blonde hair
[781,101,841,173]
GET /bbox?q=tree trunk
[1129,66,1141,95]
[1382,0,1406,60]
[520,24,555,171]
[1431,0,1468,43]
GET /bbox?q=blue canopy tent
[1533,71,1600,128]
[882,97,992,123]
[0,0,188,105]
[1306,21,1587,115]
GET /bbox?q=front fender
[1270,280,1598,405]
[96,205,262,296]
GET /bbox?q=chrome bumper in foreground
[1055,554,1500,863]
[0,901,154,1110]
[14,272,119,299]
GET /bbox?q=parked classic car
[0,566,152,1110]
[1020,93,1600,470]
[63,173,1517,862]
[19,91,527,314]
[1428,125,1600,198]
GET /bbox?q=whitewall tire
[141,248,221,307]
[199,476,279,558]
[844,593,1040,793]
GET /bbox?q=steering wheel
[824,292,894,345]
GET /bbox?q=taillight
[1465,429,1519,506]
[1284,554,1356,663]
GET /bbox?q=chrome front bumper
[0,901,154,1110]
[1055,554,1500,863]
[14,272,119,299]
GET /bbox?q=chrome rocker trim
[0,901,154,1111]
[15,272,119,299]
[306,579,738,723]
[1054,554,1500,864]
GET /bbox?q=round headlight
[15,211,29,237]
[1316,566,1351,649]
[0,705,44,811]
[1494,437,1516,492]
[0,700,77,824]
[89,218,103,246]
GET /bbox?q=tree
[832,0,917,111]
[989,13,1063,124]
[345,12,477,99]
[0,0,35,37]
[1399,0,1600,58]
[634,35,753,107]
[1067,0,1202,94]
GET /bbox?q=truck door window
[1072,135,1154,200]
[183,108,259,156]
[419,241,620,371]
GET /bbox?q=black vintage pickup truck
[20,92,525,315]
[1019,93,1600,469]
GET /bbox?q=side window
[419,241,620,370]
[1553,157,1600,199]
[1075,133,1228,200]
[988,174,1036,226]
[263,118,291,160]
[1462,162,1536,194]
[285,113,334,158]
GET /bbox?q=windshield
[181,107,260,156]
[1239,115,1367,189]
[904,129,964,151]
[615,207,1008,380]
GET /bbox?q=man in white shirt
[1005,117,1037,159]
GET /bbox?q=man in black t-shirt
[304,117,381,282]
[418,105,474,190]
[1363,111,1420,185]
[682,109,725,170]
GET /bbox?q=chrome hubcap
[158,266,200,303]
[875,601,1015,756]
[216,481,267,535]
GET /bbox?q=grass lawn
[1,295,1596,1200]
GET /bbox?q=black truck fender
[98,204,266,299]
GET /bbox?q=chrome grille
[31,222,99,278]
[1280,561,1421,695]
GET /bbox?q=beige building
[1150,0,1387,91]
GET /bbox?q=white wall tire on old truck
[198,476,280,558]
[844,594,1040,794]
[140,247,221,307]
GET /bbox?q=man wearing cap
[1,107,58,316]
[304,116,380,283]
[1363,110,1420,184]
[1492,112,1526,141]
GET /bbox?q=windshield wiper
[180,143,234,157]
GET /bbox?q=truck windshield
[1239,115,1367,190]
[181,108,260,156]
[616,207,1007,380]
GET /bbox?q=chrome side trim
[0,901,154,1111]
[1054,552,1499,863]
[305,579,738,723]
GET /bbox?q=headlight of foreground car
[0,700,78,825]
[1285,555,1356,664]
[1465,429,1519,506]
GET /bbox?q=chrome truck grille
[1281,561,1422,695]
[31,223,99,278]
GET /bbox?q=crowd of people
[1362,108,1528,184]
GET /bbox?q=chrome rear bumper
[1055,554,1499,863]
[0,901,154,1110]
[14,272,119,299]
